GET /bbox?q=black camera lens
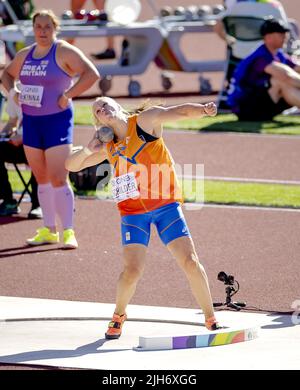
[217,271,234,285]
[217,271,227,282]
[228,275,234,285]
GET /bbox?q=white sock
[54,183,75,230]
[38,183,56,228]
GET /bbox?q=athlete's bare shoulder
[56,39,83,55]
[5,44,33,76]
[55,39,92,76]
[14,44,33,60]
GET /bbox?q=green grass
[164,114,300,135]
[10,170,300,208]
[3,103,300,135]
[80,179,300,208]
[8,170,31,192]
[194,180,300,208]
[73,104,95,126]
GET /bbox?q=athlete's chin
[37,38,52,45]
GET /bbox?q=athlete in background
[2,9,100,248]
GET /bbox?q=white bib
[19,84,44,107]
[111,172,140,203]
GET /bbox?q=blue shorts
[121,202,191,247]
[22,107,74,150]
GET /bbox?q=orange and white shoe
[105,313,127,339]
[205,316,222,331]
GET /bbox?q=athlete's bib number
[19,84,44,107]
[111,172,140,203]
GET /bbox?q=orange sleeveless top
[106,115,182,215]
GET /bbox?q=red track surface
[0,129,299,314]
[0,195,299,313]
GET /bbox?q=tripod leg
[234,302,246,308]
[213,302,224,307]
[228,302,241,311]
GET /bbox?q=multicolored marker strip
[134,327,259,351]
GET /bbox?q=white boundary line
[201,203,300,213]
[1,315,258,352]
[0,317,202,326]
[165,129,300,139]
[179,174,300,186]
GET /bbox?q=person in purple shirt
[228,18,300,121]
[2,9,100,248]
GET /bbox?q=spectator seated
[217,1,300,112]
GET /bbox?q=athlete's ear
[92,101,102,127]
[93,112,101,127]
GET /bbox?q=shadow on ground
[200,117,300,134]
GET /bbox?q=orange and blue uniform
[106,115,190,246]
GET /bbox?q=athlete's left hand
[203,102,217,117]
[58,93,70,109]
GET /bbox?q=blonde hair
[127,99,164,114]
[32,9,60,30]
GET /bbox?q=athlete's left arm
[137,103,217,138]
[57,42,100,108]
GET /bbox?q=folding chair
[12,163,33,206]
